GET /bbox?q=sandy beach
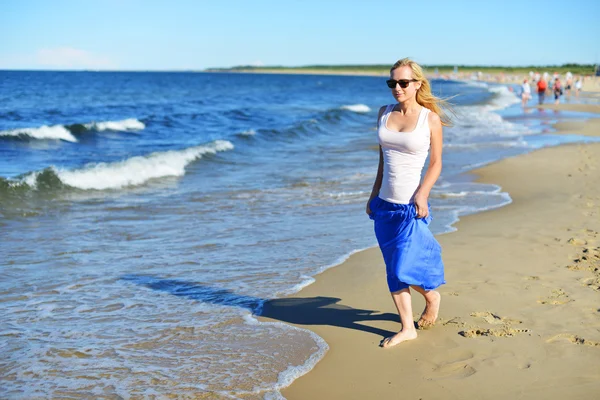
[259,102,600,399]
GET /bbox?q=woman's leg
[381,288,418,348]
[411,285,441,328]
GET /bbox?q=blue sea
[1,71,598,399]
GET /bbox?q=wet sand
[259,102,600,399]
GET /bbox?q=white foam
[243,315,329,399]
[448,103,532,140]
[84,118,145,131]
[270,324,328,392]
[325,190,368,199]
[465,80,489,89]
[23,140,234,190]
[340,104,371,113]
[0,125,78,142]
[487,85,521,110]
[444,83,529,141]
[0,118,144,143]
[444,139,530,149]
[238,129,256,136]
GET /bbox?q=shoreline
[259,102,600,399]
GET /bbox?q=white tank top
[377,104,431,204]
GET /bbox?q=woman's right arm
[366,106,386,215]
[366,145,384,215]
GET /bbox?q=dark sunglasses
[386,79,418,89]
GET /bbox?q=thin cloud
[36,47,117,70]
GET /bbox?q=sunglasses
[386,79,418,89]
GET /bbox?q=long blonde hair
[391,58,453,126]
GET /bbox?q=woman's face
[390,66,421,103]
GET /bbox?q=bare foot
[417,290,441,329]
[380,329,418,348]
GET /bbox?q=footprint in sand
[517,361,533,370]
[565,244,600,291]
[568,237,588,246]
[443,291,459,296]
[459,327,531,338]
[441,317,465,327]
[430,350,476,380]
[537,288,572,305]
[546,333,600,347]
[469,311,522,325]
[459,312,529,339]
[580,277,600,291]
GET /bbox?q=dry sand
[259,103,600,399]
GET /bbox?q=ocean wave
[5,140,234,191]
[237,129,256,137]
[0,125,78,142]
[81,118,145,132]
[325,190,368,199]
[487,86,520,110]
[464,80,490,89]
[0,118,145,142]
[250,104,370,141]
[340,104,371,113]
[444,139,529,149]
[448,101,532,139]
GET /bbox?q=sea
[1,71,599,399]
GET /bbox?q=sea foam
[83,118,145,131]
[0,118,146,143]
[340,104,371,113]
[0,125,78,142]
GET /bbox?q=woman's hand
[366,198,373,216]
[414,193,429,219]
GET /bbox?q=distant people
[575,76,583,98]
[542,72,551,96]
[565,73,573,97]
[553,78,562,104]
[537,76,547,104]
[521,79,531,107]
[565,70,573,82]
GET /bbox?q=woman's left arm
[414,112,443,219]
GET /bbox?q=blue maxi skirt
[369,196,445,293]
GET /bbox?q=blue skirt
[369,196,445,292]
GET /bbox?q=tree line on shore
[209,63,596,75]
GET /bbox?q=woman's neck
[396,98,420,114]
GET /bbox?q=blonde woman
[366,58,449,348]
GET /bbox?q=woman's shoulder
[377,104,394,119]
[426,109,441,124]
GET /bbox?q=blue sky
[1,0,598,70]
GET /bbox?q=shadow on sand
[122,274,398,339]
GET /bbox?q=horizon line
[0,62,597,73]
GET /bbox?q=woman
[575,76,583,98]
[366,58,449,348]
[553,77,562,104]
[521,79,531,107]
